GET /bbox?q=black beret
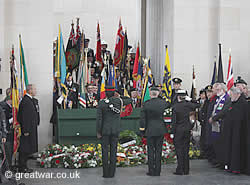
[172,78,182,84]
[199,89,206,94]
[105,86,115,92]
[235,76,247,85]
[150,87,159,92]
[130,88,137,93]
[87,50,94,57]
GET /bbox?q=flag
[142,76,150,103]
[162,45,172,103]
[120,30,128,71]
[136,59,143,97]
[108,64,113,86]
[114,19,125,66]
[77,31,85,84]
[100,75,106,99]
[58,25,67,108]
[120,88,133,117]
[19,35,29,97]
[217,43,224,83]
[96,22,102,69]
[75,18,82,52]
[190,66,197,100]
[132,44,140,88]
[10,46,21,158]
[77,31,87,108]
[141,58,150,103]
[65,21,79,71]
[143,84,150,102]
[226,50,234,90]
[147,58,153,86]
[54,37,60,78]
[211,56,217,85]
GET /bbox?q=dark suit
[66,82,79,109]
[17,94,39,170]
[96,96,132,177]
[140,97,170,176]
[86,93,99,108]
[0,101,14,166]
[172,100,200,174]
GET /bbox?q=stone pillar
[146,0,164,84]
[146,0,174,84]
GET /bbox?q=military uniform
[85,93,99,108]
[172,90,200,175]
[140,87,170,176]
[96,86,132,178]
[171,78,187,105]
[65,80,79,109]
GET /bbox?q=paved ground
[14,160,250,185]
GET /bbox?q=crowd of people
[1,37,250,181]
[52,37,143,111]
[95,75,250,178]
[196,77,250,175]
[0,84,39,184]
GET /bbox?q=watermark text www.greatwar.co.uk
[5,170,80,181]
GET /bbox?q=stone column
[146,0,174,84]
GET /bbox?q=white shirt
[26,93,33,99]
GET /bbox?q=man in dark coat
[204,84,218,164]
[17,84,40,173]
[234,77,250,175]
[85,84,99,108]
[0,104,8,176]
[246,91,250,175]
[140,87,170,176]
[171,90,200,175]
[198,89,209,158]
[130,88,141,108]
[65,73,79,109]
[96,86,132,178]
[209,83,230,168]
[211,87,248,174]
[0,96,14,168]
[171,78,182,105]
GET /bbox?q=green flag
[19,35,29,96]
[143,83,150,102]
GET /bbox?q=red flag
[10,46,21,158]
[75,18,81,45]
[114,19,125,66]
[96,22,102,68]
[226,50,234,90]
[132,44,140,88]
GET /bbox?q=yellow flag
[162,46,172,103]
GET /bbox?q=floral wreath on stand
[163,107,173,144]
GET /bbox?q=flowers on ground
[38,131,176,168]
